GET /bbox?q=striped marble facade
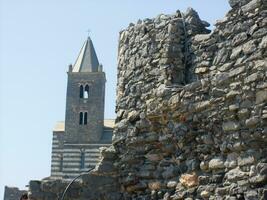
[50,120,114,180]
[50,121,64,179]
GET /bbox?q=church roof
[72,37,99,72]
[53,119,115,132]
[53,121,65,132]
[103,119,115,129]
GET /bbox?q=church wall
[50,129,112,181]
[50,131,64,179]
[61,143,110,180]
[65,72,105,143]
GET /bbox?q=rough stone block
[180,173,199,188]
[222,121,240,131]
[209,157,225,170]
[245,117,260,128]
[256,90,267,104]
[228,0,251,8]
[241,0,262,13]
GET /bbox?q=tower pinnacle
[72,37,100,72]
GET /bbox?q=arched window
[79,112,83,125]
[84,85,89,99]
[80,151,85,169]
[59,154,63,172]
[84,112,88,125]
[79,85,84,98]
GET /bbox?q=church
[3,37,114,199]
[50,37,114,180]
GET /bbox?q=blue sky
[0,0,230,198]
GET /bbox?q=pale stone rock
[226,90,240,99]
[148,181,161,190]
[242,40,257,55]
[167,181,178,188]
[179,173,199,188]
[245,117,260,127]
[200,161,209,171]
[229,104,239,111]
[238,108,250,119]
[230,46,243,60]
[193,100,211,112]
[229,66,246,77]
[256,90,267,104]
[218,63,233,72]
[241,0,261,13]
[244,72,259,83]
[225,167,248,181]
[222,121,240,131]
[228,0,250,7]
[225,153,238,169]
[195,67,209,74]
[209,157,225,170]
[238,154,255,166]
[259,35,267,49]
[194,34,211,42]
[201,190,210,198]
[232,32,247,46]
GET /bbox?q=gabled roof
[53,119,115,132]
[53,121,65,132]
[72,37,99,72]
[103,119,115,129]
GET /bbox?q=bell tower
[65,37,105,143]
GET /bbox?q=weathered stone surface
[193,34,211,42]
[256,90,267,104]
[228,0,250,7]
[225,153,238,169]
[167,181,178,188]
[225,167,248,182]
[229,66,246,77]
[24,1,267,200]
[148,181,162,191]
[222,121,240,132]
[209,157,225,170]
[4,186,27,200]
[245,117,260,128]
[241,0,262,13]
[244,72,260,83]
[237,153,255,166]
[200,190,211,198]
[108,1,266,198]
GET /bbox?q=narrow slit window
[84,85,89,99]
[80,152,85,169]
[84,112,88,125]
[79,85,84,98]
[79,112,83,125]
[59,155,63,172]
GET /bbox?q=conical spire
[72,37,100,72]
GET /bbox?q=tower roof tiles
[72,37,100,72]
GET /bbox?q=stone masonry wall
[3,186,27,200]
[113,0,267,199]
[27,0,267,199]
